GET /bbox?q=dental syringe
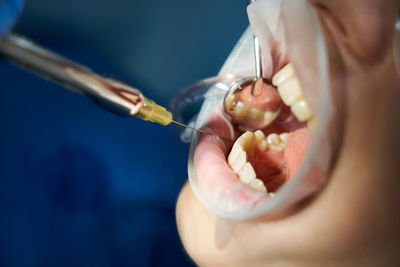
[0,33,219,137]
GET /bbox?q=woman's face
[176,0,400,266]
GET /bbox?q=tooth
[254,130,265,143]
[233,101,247,119]
[228,131,268,193]
[254,130,268,151]
[291,98,313,122]
[225,93,237,110]
[258,140,268,151]
[267,133,280,146]
[271,144,285,153]
[307,116,317,132]
[228,142,247,173]
[236,131,256,156]
[277,78,303,106]
[228,131,256,173]
[272,63,295,86]
[228,142,244,164]
[248,178,267,192]
[272,64,315,126]
[279,132,291,144]
[263,110,278,126]
[267,133,285,153]
[250,108,262,120]
[238,162,257,184]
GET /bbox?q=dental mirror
[223,0,282,131]
[223,77,281,131]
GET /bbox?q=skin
[176,0,400,266]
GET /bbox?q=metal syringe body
[0,33,173,126]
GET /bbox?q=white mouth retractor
[181,0,336,220]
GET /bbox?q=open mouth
[187,0,334,217]
[225,63,316,194]
[194,63,319,203]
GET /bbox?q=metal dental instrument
[223,0,275,130]
[247,0,263,94]
[224,0,264,103]
[0,33,223,138]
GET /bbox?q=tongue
[194,112,312,195]
[284,127,312,178]
[247,126,311,192]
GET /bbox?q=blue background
[0,0,247,266]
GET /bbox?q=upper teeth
[227,130,291,192]
[291,99,313,122]
[272,62,295,86]
[226,98,279,128]
[272,64,316,128]
[276,78,303,106]
[224,79,282,130]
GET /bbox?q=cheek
[345,3,395,62]
[314,0,397,62]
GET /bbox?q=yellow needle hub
[135,96,173,126]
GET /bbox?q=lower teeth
[227,130,291,193]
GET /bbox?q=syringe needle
[170,120,233,142]
[170,120,205,134]
[0,34,233,143]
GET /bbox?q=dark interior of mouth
[229,88,312,194]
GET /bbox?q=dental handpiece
[0,33,220,138]
[0,33,174,125]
